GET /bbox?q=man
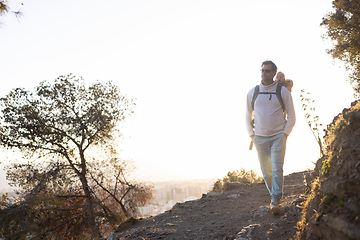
[245,60,296,214]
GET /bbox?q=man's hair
[261,60,277,72]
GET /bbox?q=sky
[0,0,356,186]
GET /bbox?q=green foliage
[322,158,331,177]
[0,74,153,239]
[211,179,223,193]
[211,168,263,192]
[323,192,336,202]
[339,194,346,207]
[321,0,360,98]
[300,89,324,157]
[322,193,346,207]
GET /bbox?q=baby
[276,71,293,92]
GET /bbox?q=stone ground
[108,171,308,240]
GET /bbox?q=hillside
[296,100,360,239]
[107,171,307,239]
[107,100,360,240]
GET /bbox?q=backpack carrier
[249,84,286,150]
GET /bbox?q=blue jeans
[253,133,287,202]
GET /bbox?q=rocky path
[108,171,308,240]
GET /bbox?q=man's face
[261,64,276,83]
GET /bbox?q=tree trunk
[80,172,101,239]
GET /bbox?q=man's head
[261,60,277,85]
[276,71,285,84]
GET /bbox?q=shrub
[211,168,263,192]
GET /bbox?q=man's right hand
[249,138,254,150]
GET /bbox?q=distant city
[0,176,217,217]
[138,178,216,217]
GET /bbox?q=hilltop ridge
[108,171,307,239]
[108,100,360,240]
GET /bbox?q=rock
[227,193,242,199]
[236,223,262,240]
[206,192,223,197]
[107,217,139,240]
[158,230,169,236]
[224,182,247,191]
[322,214,360,239]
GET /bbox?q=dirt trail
[108,171,307,240]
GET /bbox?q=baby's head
[276,71,285,84]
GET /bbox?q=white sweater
[246,82,296,137]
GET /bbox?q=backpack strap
[251,85,260,110]
[251,84,286,112]
[250,84,286,130]
[275,84,285,112]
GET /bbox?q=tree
[321,0,360,98]
[300,89,324,157]
[0,0,23,23]
[0,0,8,16]
[0,74,153,239]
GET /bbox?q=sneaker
[270,201,280,214]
